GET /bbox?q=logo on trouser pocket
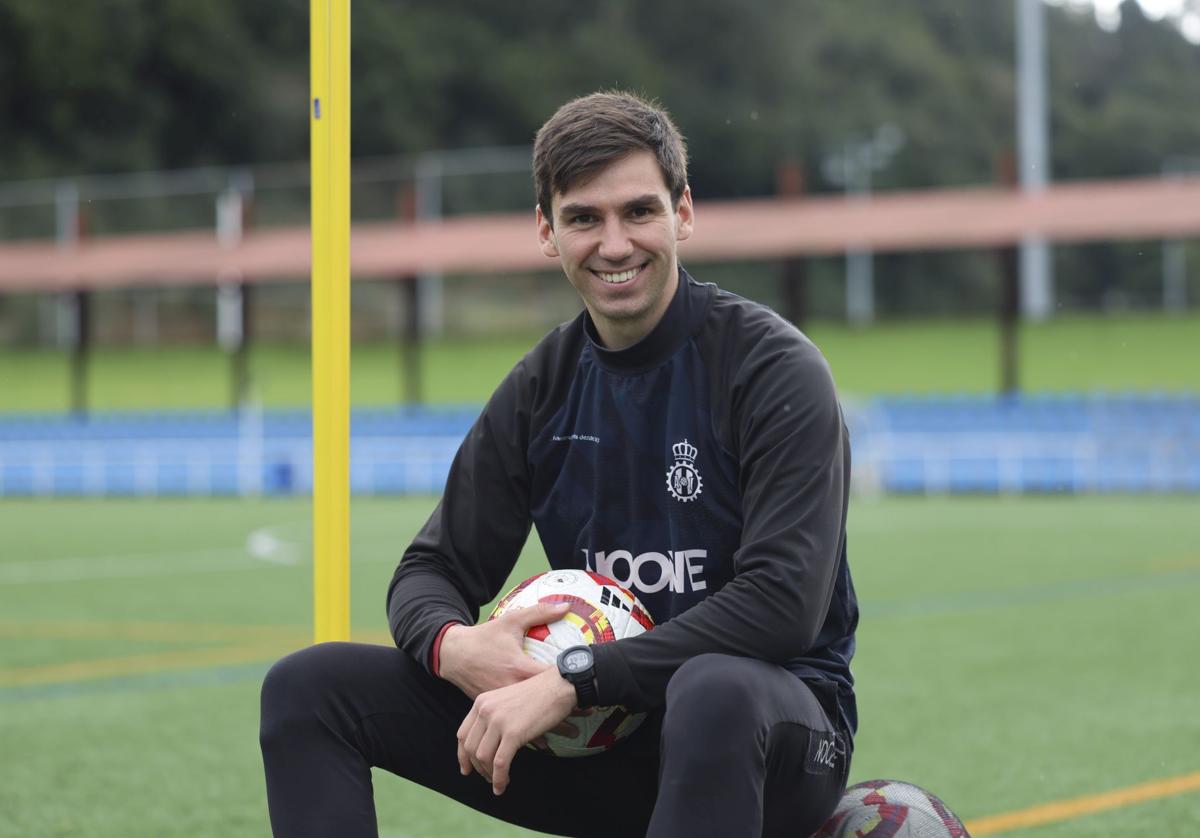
[805,730,846,775]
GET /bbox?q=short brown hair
[533,90,688,225]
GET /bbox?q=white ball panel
[521,637,559,667]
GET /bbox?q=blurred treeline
[1,0,1198,317]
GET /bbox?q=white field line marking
[241,519,400,568]
[0,525,397,585]
[246,526,301,565]
[0,520,309,585]
[0,543,245,573]
[0,548,269,585]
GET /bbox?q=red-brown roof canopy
[1,175,1198,292]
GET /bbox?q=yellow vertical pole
[310,0,351,643]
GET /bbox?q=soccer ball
[813,779,971,837]
[489,569,655,757]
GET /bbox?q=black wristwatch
[557,645,599,709]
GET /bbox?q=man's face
[537,151,694,350]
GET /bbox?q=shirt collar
[584,267,710,374]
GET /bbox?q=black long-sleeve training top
[388,269,858,737]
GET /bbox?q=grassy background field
[2,495,1198,837]
[2,310,1197,835]
[2,313,1197,411]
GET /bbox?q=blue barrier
[0,406,477,497]
[852,393,1200,494]
[0,396,1197,497]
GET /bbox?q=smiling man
[535,146,692,350]
[260,91,858,838]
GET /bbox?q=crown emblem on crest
[672,439,698,464]
[666,438,703,502]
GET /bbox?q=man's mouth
[595,265,642,285]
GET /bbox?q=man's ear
[674,186,695,243]
[536,204,559,258]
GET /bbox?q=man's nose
[597,219,634,262]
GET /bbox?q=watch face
[563,648,592,673]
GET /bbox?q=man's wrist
[556,645,600,708]
[431,621,463,678]
[545,665,578,709]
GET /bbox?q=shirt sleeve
[386,360,534,675]
[591,322,850,710]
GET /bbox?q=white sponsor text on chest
[552,433,601,444]
[582,548,708,594]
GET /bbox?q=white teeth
[598,267,639,284]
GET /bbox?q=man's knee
[663,653,765,739]
[259,642,360,749]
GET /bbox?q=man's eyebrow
[622,194,667,211]
[557,202,597,218]
[557,194,667,218]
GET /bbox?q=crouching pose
[261,90,858,838]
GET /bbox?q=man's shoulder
[697,280,823,362]
[488,313,588,411]
[686,277,840,420]
[692,280,842,445]
[521,313,589,375]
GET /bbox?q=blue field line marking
[864,566,1200,619]
[0,660,273,704]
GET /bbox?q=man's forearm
[387,564,475,676]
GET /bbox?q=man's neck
[589,269,680,351]
[592,320,650,352]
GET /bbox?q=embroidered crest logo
[665,438,703,502]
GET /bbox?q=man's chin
[590,299,650,323]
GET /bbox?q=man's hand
[456,665,577,796]
[438,601,570,699]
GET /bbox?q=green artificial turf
[1,495,1198,837]
[1,313,1196,412]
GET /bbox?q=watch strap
[573,672,599,709]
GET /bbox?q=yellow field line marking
[0,643,298,687]
[0,619,306,644]
[0,622,394,687]
[1146,553,1200,572]
[0,619,393,646]
[966,770,1200,835]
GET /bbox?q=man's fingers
[457,739,473,777]
[491,736,519,796]
[512,600,571,629]
[466,737,490,782]
[457,668,576,795]
[473,724,502,782]
[457,705,480,776]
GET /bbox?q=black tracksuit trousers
[259,642,849,837]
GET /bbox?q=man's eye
[570,214,596,225]
[630,206,652,218]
